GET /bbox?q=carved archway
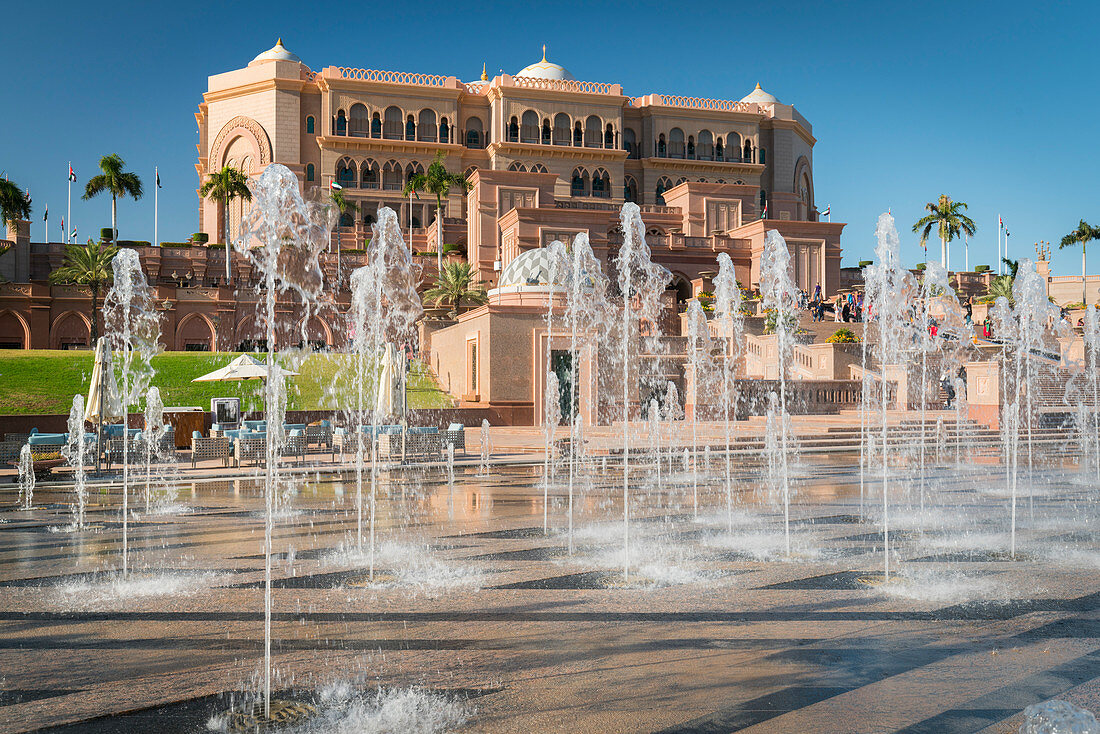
[793,156,814,221]
[0,310,30,349]
[49,310,91,349]
[209,116,272,170]
[175,312,217,352]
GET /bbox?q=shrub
[191,232,209,244]
[826,327,859,343]
[763,308,797,335]
[99,227,114,241]
[205,243,226,249]
[858,260,873,267]
[914,262,927,271]
[117,240,151,247]
[974,264,990,273]
[159,242,193,248]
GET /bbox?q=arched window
[439,117,449,143]
[418,109,437,142]
[405,161,424,183]
[383,106,403,139]
[405,114,416,140]
[382,160,402,190]
[669,128,685,158]
[573,121,583,147]
[727,132,741,161]
[542,118,551,145]
[507,161,527,172]
[759,147,766,164]
[336,157,356,187]
[623,175,638,202]
[571,167,589,197]
[584,115,602,147]
[371,112,381,138]
[464,165,478,179]
[743,138,754,163]
[657,133,666,157]
[349,104,369,136]
[675,177,687,186]
[362,211,376,226]
[591,168,610,198]
[305,116,315,134]
[655,176,672,206]
[361,159,379,189]
[306,163,315,182]
[465,117,483,148]
[340,211,354,227]
[605,123,614,148]
[716,179,726,184]
[715,136,724,160]
[623,128,638,158]
[520,110,539,143]
[698,130,714,160]
[335,110,347,136]
[687,135,696,159]
[553,113,570,145]
[508,116,519,142]
[531,163,547,173]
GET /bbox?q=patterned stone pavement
[0,455,1098,732]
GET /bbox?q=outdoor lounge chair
[442,423,466,455]
[191,433,231,468]
[235,434,266,466]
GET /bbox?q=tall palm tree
[49,239,119,344]
[423,261,488,317]
[199,165,252,285]
[402,152,472,277]
[329,187,359,283]
[83,154,143,244]
[987,274,1014,303]
[1059,220,1100,306]
[912,194,977,270]
[1002,257,1020,279]
[0,179,32,232]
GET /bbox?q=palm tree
[402,152,472,277]
[423,261,488,317]
[49,239,119,344]
[987,275,1014,303]
[83,154,143,244]
[199,165,252,285]
[1059,220,1100,306]
[0,179,32,233]
[329,187,359,283]
[1002,257,1020,279]
[912,194,977,270]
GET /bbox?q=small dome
[499,248,560,288]
[516,45,574,81]
[250,38,301,65]
[740,82,779,105]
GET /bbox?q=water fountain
[713,252,744,532]
[142,386,165,512]
[542,371,561,532]
[1084,305,1100,481]
[613,203,670,580]
[63,394,87,528]
[760,230,798,556]
[862,213,916,580]
[648,399,662,493]
[684,298,711,520]
[102,247,161,575]
[479,419,491,475]
[17,443,34,510]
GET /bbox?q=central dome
[250,38,302,65]
[516,45,574,81]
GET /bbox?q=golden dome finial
[542,44,547,62]
[481,62,488,82]
[277,38,284,46]
[755,82,762,89]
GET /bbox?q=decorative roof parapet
[321,66,462,88]
[510,76,621,95]
[630,94,764,114]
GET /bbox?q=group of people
[800,285,867,324]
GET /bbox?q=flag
[330,181,342,190]
[68,166,76,182]
[43,205,48,222]
[156,171,161,188]
[70,227,77,240]
[820,205,830,217]
[761,201,768,219]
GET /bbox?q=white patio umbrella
[375,343,397,416]
[85,337,123,424]
[190,354,299,383]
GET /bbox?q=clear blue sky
[2,0,1097,275]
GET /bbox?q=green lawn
[0,351,454,415]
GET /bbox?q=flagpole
[997,215,1002,275]
[154,166,159,248]
[44,205,48,244]
[66,162,72,244]
[965,233,969,272]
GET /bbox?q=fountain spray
[714,252,744,533]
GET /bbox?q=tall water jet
[102,247,161,576]
[63,395,87,528]
[479,419,492,475]
[143,386,165,512]
[17,444,34,510]
[1084,305,1100,481]
[713,252,744,532]
[760,230,798,556]
[613,203,670,580]
[542,371,561,532]
[347,206,422,571]
[863,213,915,580]
[916,262,950,511]
[233,163,333,720]
[648,399,662,493]
[684,298,712,520]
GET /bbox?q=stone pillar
[2,220,31,283]
[966,360,1001,429]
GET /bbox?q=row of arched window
[331,157,424,191]
[507,162,549,173]
[323,106,489,150]
[654,129,760,163]
[507,112,616,149]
